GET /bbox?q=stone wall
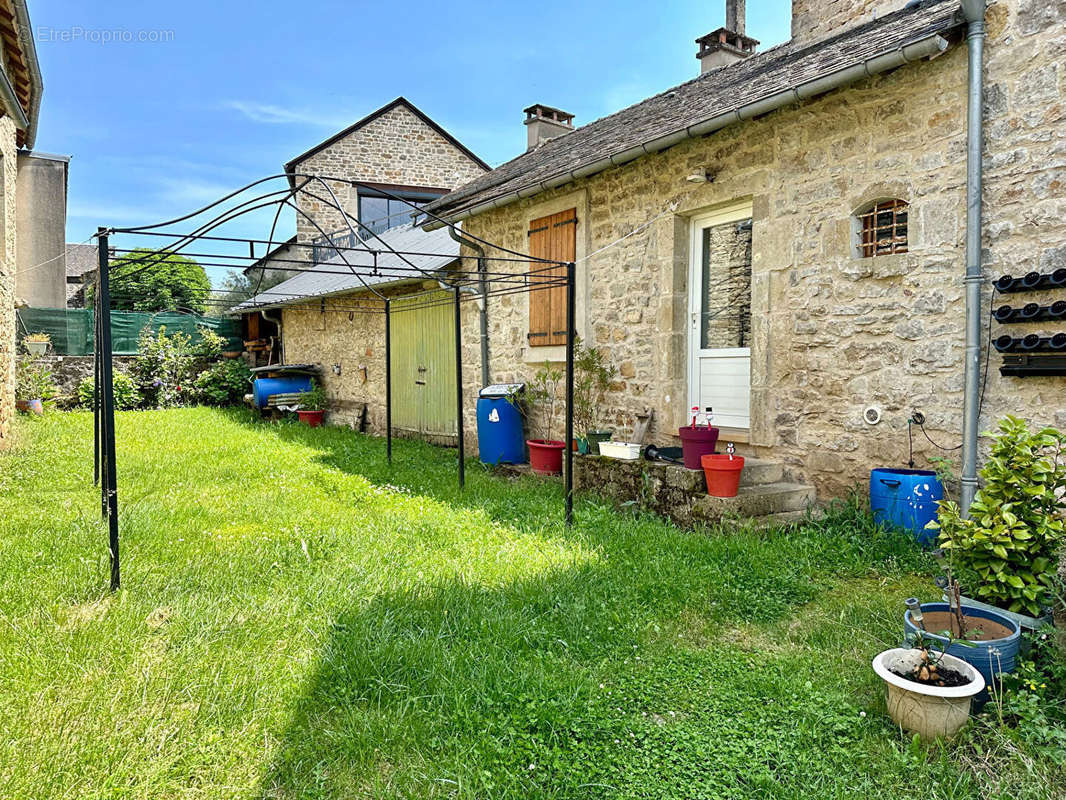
[452,1,1066,498]
[0,114,18,446]
[32,354,137,400]
[790,0,912,46]
[292,103,487,243]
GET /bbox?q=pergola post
[93,285,100,487]
[454,286,465,490]
[96,229,120,591]
[385,298,392,464]
[564,260,575,527]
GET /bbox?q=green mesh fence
[15,308,244,355]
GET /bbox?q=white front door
[687,203,753,430]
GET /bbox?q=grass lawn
[1,408,1063,799]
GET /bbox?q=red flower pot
[678,425,720,470]
[297,410,325,427]
[702,453,745,497]
[527,439,565,475]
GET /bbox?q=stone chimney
[524,104,574,150]
[696,0,759,74]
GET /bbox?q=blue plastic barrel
[476,396,526,465]
[905,602,1021,688]
[870,468,943,544]
[252,376,312,409]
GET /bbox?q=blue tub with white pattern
[870,468,943,545]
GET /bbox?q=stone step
[737,457,784,487]
[692,482,816,523]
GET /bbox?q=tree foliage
[97,249,211,313]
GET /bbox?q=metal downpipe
[960,0,986,514]
[448,226,490,386]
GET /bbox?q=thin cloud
[226,100,343,127]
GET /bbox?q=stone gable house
[240,97,489,439]
[0,0,43,445]
[418,0,1066,500]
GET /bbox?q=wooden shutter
[528,208,576,346]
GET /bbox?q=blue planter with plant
[904,602,1021,687]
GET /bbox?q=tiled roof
[65,243,98,278]
[425,0,963,220]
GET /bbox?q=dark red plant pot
[297,410,325,428]
[527,439,565,475]
[678,425,720,470]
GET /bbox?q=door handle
[415,380,426,386]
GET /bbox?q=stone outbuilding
[239,97,490,440]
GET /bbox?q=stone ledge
[573,453,812,529]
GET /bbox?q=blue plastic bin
[252,376,312,409]
[870,468,943,544]
[476,386,526,465]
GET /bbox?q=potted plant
[15,357,57,415]
[872,629,985,741]
[23,332,51,356]
[573,339,616,455]
[929,416,1066,628]
[903,575,1021,691]
[679,406,719,470]
[296,380,328,427]
[521,363,565,475]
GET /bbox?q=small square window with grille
[858,199,908,258]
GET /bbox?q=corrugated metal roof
[232,222,459,312]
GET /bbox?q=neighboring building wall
[280,288,412,432]
[0,114,18,445]
[292,104,487,243]
[455,1,1063,497]
[14,152,68,308]
[790,0,912,46]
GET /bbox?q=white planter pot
[872,648,985,741]
[25,341,48,356]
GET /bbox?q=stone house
[416,0,1066,500]
[0,0,43,445]
[240,97,489,438]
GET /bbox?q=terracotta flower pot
[527,439,565,475]
[872,648,985,741]
[297,410,325,427]
[702,453,744,497]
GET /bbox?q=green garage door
[391,291,457,442]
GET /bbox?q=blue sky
[33,0,791,266]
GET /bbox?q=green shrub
[192,359,251,406]
[77,372,142,411]
[297,379,328,411]
[133,325,193,408]
[933,415,1066,616]
[14,357,58,402]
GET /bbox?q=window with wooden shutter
[527,208,576,346]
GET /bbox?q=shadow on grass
[224,412,932,797]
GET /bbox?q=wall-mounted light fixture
[686,169,716,184]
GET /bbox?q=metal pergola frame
[91,174,577,591]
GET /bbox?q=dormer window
[856,199,908,258]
